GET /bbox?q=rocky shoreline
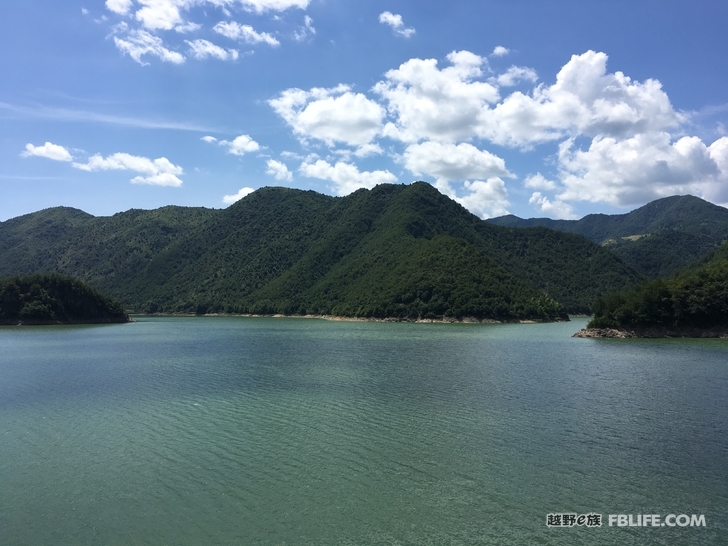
[574,325,728,339]
[139,312,568,324]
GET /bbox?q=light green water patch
[1,317,726,545]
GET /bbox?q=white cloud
[107,0,310,22]
[238,0,310,13]
[332,143,383,161]
[374,49,685,149]
[106,0,133,15]
[483,51,685,147]
[21,142,73,162]
[524,173,557,191]
[113,29,185,64]
[373,51,499,143]
[270,85,384,146]
[72,152,184,186]
[529,191,577,219]
[435,178,510,219]
[353,143,383,158]
[299,159,397,195]
[186,39,239,60]
[175,21,202,33]
[557,133,726,206]
[219,134,260,155]
[213,21,280,46]
[223,186,255,204]
[82,8,90,15]
[293,15,315,41]
[201,135,218,143]
[495,66,538,87]
[492,46,509,57]
[403,141,511,181]
[266,159,293,181]
[133,0,188,31]
[378,11,415,38]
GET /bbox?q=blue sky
[2,0,727,221]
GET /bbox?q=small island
[0,274,130,325]
[574,242,728,338]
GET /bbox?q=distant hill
[0,274,130,325]
[488,195,728,277]
[580,241,728,336]
[0,183,643,318]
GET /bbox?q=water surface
[1,317,726,545]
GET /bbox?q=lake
[1,317,726,545]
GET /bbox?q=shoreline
[574,325,728,339]
[1,316,133,326]
[132,312,570,324]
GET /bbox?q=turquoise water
[0,317,726,545]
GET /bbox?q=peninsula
[0,274,130,325]
[574,242,728,338]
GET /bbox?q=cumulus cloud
[373,51,499,143]
[266,159,293,181]
[353,143,383,158]
[374,49,685,149]
[72,152,184,186]
[223,186,255,204]
[435,178,510,219]
[113,29,185,64]
[264,48,727,212]
[403,141,511,181]
[491,46,509,57]
[186,39,239,60]
[201,135,218,143]
[270,85,384,146]
[299,159,396,195]
[529,191,576,219]
[378,11,415,38]
[213,21,280,46]
[495,66,538,87]
[557,133,728,206]
[483,51,685,147]
[21,142,73,162]
[106,0,133,15]
[219,134,261,155]
[133,0,187,31]
[524,173,557,191]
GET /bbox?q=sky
[1,1,728,222]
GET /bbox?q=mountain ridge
[488,195,728,277]
[0,182,644,318]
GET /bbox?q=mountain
[488,195,728,278]
[0,274,129,325]
[584,241,728,334]
[0,182,643,318]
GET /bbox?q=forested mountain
[0,183,643,319]
[0,274,129,325]
[587,241,728,331]
[488,195,728,277]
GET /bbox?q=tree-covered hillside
[588,242,728,329]
[0,274,129,325]
[0,183,644,319]
[488,195,728,277]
